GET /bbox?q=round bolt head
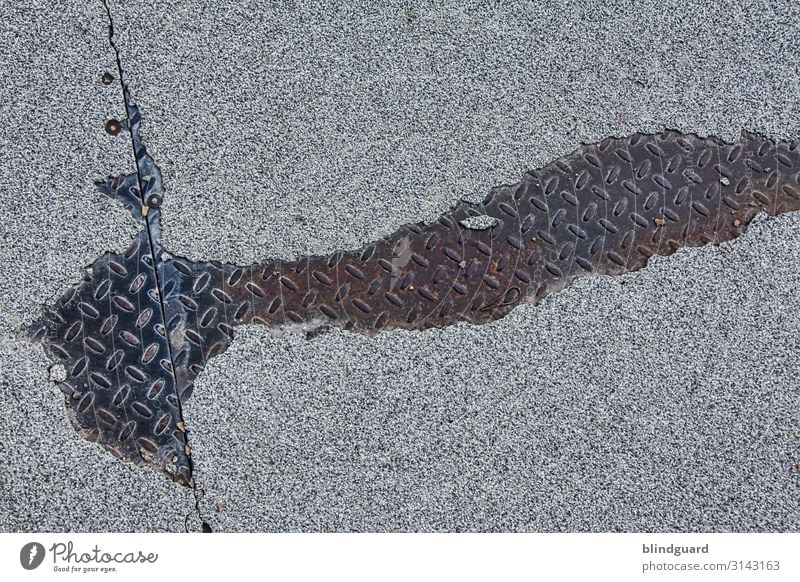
[105,119,122,136]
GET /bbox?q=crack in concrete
[100,0,208,532]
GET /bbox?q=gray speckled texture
[111,0,800,264]
[3,0,798,532]
[107,0,800,531]
[189,213,800,531]
[108,1,800,531]
[0,1,194,532]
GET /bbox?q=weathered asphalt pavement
[1,1,798,531]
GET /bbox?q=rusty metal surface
[166,130,800,338]
[27,102,800,484]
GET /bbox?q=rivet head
[147,193,163,208]
[105,119,122,135]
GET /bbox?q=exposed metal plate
[27,93,800,485]
[27,179,191,485]
[158,131,800,358]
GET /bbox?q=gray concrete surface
[1,0,798,531]
[0,1,194,532]
[190,213,800,531]
[112,0,800,263]
[108,0,799,531]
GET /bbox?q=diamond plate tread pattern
[27,181,191,485]
[28,129,800,485]
[165,131,800,341]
